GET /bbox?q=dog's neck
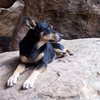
[37,40,47,49]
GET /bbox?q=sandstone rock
[23,0,100,39]
[0,36,11,52]
[9,16,30,50]
[0,0,24,52]
[0,0,24,36]
[0,38,100,100]
[10,0,100,50]
[0,0,16,8]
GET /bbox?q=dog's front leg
[7,63,26,87]
[23,63,46,89]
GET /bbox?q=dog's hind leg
[7,63,26,87]
[23,63,46,89]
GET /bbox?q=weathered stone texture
[0,39,100,100]
[9,0,100,50]
[0,0,24,52]
[0,0,24,36]
[23,0,100,39]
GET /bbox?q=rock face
[0,0,100,51]
[0,38,100,100]
[9,0,100,50]
[23,0,100,39]
[0,0,24,36]
[0,0,17,8]
[0,0,24,52]
[0,36,11,52]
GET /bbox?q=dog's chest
[29,42,55,64]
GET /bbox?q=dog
[7,17,67,89]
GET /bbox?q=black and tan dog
[7,17,67,89]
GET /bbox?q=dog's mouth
[51,33,63,42]
[41,32,63,43]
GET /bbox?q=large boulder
[9,0,100,50]
[0,0,17,8]
[23,0,100,39]
[0,38,100,100]
[0,0,24,36]
[0,0,24,52]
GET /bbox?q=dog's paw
[23,78,35,89]
[7,73,19,87]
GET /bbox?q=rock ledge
[0,38,100,100]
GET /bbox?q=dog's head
[36,21,63,42]
[26,19,63,42]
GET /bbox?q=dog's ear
[26,18,36,29]
[50,24,53,28]
[21,16,36,28]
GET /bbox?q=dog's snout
[53,33,61,42]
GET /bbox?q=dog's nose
[60,33,64,38]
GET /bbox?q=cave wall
[0,0,24,52]
[23,0,100,39]
[0,0,100,51]
[0,0,17,8]
[0,0,24,36]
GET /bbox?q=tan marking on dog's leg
[34,53,44,63]
[54,48,68,58]
[20,55,31,63]
[54,48,62,53]
[55,48,73,56]
[23,66,46,89]
[54,48,63,57]
[54,48,67,54]
[7,64,26,87]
